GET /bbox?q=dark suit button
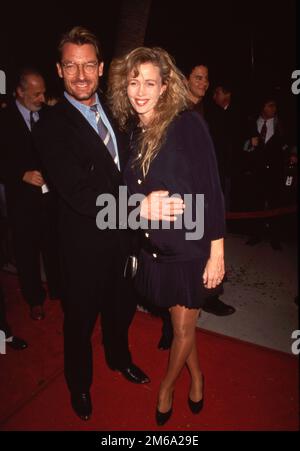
[89,164,95,171]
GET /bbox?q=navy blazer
[124,110,226,263]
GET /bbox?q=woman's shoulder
[171,109,209,134]
[166,110,210,148]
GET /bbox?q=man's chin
[72,90,96,102]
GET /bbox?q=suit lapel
[60,98,121,177]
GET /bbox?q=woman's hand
[202,238,225,289]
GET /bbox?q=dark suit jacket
[0,101,53,220]
[32,95,132,268]
[205,102,245,182]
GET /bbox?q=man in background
[0,68,61,321]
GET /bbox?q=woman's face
[127,62,166,125]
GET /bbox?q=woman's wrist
[210,238,224,258]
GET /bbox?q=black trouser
[9,195,61,306]
[62,251,137,394]
[0,282,12,337]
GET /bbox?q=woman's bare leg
[186,340,203,402]
[157,305,200,413]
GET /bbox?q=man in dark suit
[243,95,287,250]
[33,27,184,421]
[0,68,61,321]
[208,84,234,192]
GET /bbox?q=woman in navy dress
[108,47,225,426]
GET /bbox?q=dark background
[0,0,298,136]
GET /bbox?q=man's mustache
[72,79,91,84]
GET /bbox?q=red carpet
[0,271,298,431]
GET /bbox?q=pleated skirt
[134,249,223,310]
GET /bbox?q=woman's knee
[172,319,196,341]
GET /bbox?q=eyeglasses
[61,61,99,75]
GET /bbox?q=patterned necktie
[30,111,36,131]
[90,104,117,164]
[260,120,267,144]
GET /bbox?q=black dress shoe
[71,392,92,421]
[7,336,28,350]
[188,375,204,414]
[156,407,173,426]
[30,305,45,321]
[116,364,150,384]
[158,312,173,350]
[202,297,236,316]
[158,334,173,350]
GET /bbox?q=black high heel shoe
[155,406,173,426]
[156,390,173,426]
[188,375,204,414]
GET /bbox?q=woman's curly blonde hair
[107,47,190,176]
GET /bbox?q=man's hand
[251,137,259,147]
[22,170,45,187]
[140,191,184,221]
[202,238,225,289]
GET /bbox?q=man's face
[16,74,46,112]
[57,43,103,106]
[262,101,277,119]
[187,65,209,101]
[213,87,231,108]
